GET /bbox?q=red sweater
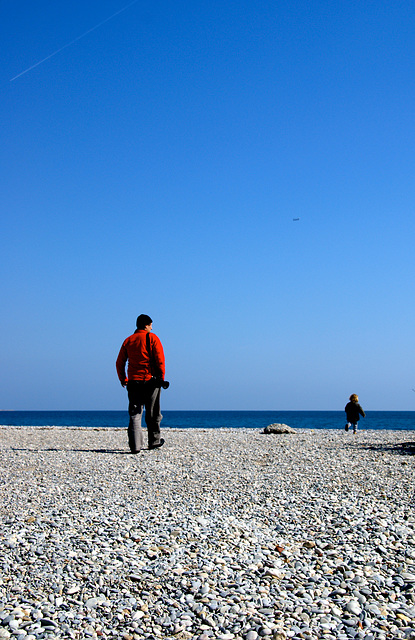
[116,330,165,383]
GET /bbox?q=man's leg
[127,382,145,453]
[145,385,163,449]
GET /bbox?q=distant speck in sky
[10,0,140,81]
[293,218,300,221]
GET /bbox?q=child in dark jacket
[345,394,365,433]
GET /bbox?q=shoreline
[0,427,414,640]
[1,424,415,432]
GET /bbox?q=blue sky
[2,0,415,410]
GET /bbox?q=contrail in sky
[10,0,140,81]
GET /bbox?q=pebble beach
[0,426,414,640]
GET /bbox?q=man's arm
[116,344,128,386]
[151,335,165,379]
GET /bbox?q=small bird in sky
[293,218,300,221]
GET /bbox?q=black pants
[126,380,162,452]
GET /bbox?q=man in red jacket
[116,314,166,453]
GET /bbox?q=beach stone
[346,601,362,616]
[263,424,296,434]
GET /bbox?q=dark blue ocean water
[0,411,414,430]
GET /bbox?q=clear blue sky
[2,0,414,410]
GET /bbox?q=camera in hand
[152,377,170,389]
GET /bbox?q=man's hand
[121,379,128,387]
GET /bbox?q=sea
[0,411,414,431]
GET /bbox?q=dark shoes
[345,424,349,432]
[130,438,165,453]
[149,438,165,450]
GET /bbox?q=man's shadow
[10,447,132,454]
[347,441,415,456]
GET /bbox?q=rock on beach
[0,425,414,640]
[263,423,296,434]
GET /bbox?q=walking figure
[345,394,365,434]
[116,314,166,453]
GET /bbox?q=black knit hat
[136,314,153,329]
